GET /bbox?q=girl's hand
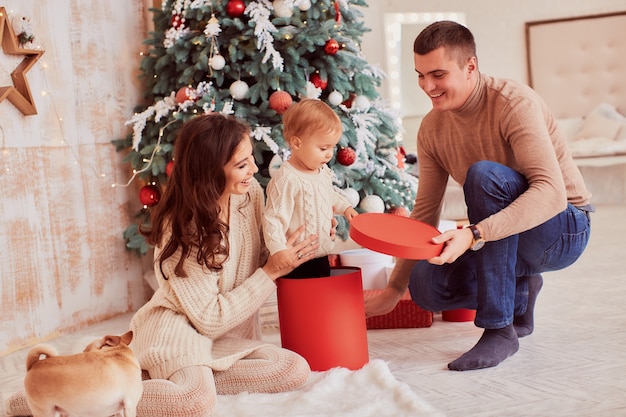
[344,207,359,223]
[262,226,320,280]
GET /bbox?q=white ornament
[204,14,221,37]
[341,187,360,207]
[268,154,284,177]
[12,15,34,48]
[210,54,225,70]
[297,0,311,11]
[305,81,322,99]
[359,194,385,213]
[328,90,343,106]
[353,95,371,112]
[273,0,294,18]
[229,80,249,100]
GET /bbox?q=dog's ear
[85,335,121,351]
[120,330,133,345]
[101,335,122,348]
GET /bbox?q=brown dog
[23,331,143,417]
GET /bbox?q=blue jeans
[409,161,591,329]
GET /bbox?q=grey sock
[448,324,519,371]
[514,274,544,337]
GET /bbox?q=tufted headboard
[525,12,626,119]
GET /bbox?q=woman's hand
[330,215,338,241]
[262,226,320,280]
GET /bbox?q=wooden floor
[2,205,625,417]
[368,204,626,417]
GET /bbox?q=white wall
[358,0,626,149]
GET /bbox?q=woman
[4,113,319,417]
[130,114,320,416]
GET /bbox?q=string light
[2,8,139,182]
[36,56,111,179]
[0,125,9,176]
[111,119,178,188]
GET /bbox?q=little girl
[264,99,358,278]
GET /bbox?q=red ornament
[342,93,355,108]
[166,160,174,177]
[226,0,246,17]
[324,39,339,55]
[309,72,328,90]
[269,90,293,114]
[388,206,410,217]
[336,147,356,166]
[334,1,341,24]
[139,184,161,207]
[175,86,195,104]
[171,13,184,28]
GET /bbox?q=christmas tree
[112,0,417,256]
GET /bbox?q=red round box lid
[349,213,443,260]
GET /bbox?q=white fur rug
[1,312,442,417]
[213,359,443,417]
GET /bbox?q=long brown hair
[142,113,251,277]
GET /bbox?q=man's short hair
[413,21,476,68]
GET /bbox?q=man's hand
[427,227,473,265]
[364,286,404,317]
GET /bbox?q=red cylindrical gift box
[442,308,476,322]
[276,267,369,371]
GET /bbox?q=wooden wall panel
[0,0,152,353]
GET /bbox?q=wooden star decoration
[0,7,44,116]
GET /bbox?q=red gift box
[364,289,433,329]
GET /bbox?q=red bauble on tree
[175,86,195,104]
[336,147,356,166]
[226,0,246,17]
[324,39,339,55]
[139,184,161,207]
[171,13,184,28]
[334,0,341,24]
[268,90,293,114]
[166,160,174,177]
[342,93,355,108]
[309,72,328,90]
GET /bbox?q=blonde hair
[282,99,342,145]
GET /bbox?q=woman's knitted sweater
[130,179,278,380]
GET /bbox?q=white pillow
[556,117,584,141]
[618,124,626,141]
[574,109,624,141]
[569,137,626,157]
[592,102,626,121]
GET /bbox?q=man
[364,21,593,371]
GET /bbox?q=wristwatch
[469,224,485,251]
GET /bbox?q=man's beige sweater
[413,73,591,242]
